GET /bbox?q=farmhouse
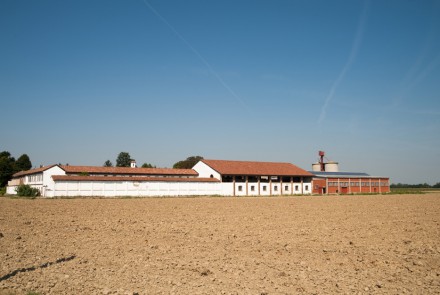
[6,159,313,197]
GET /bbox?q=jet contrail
[318,0,370,124]
[142,0,249,110]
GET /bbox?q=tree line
[103,152,157,168]
[391,182,440,188]
[0,151,32,187]
[103,153,203,170]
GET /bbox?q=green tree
[116,152,131,167]
[433,182,440,188]
[141,163,156,168]
[15,154,32,172]
[0,151,15,187]
[103,160,113,167]
[173,156,203,169]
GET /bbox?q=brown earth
[0,194,439,294]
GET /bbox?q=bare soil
[1,194,439,294]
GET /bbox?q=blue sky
[1,0,439,184]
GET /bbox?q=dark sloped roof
[13,164,59,177]
[60,165,198,176]
[52,175,218,183]
[310,171,389,179]
[201,159,313,177]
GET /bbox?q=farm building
[311,172,390,194]
[6,159,313,197]
[310,151,390,194]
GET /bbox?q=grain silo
[312,151,338,172]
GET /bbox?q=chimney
[130,160,137,168]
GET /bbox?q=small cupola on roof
[130,160,137,168]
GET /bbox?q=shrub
[0,186,5,196]
[15,184,40,197]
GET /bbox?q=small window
[274,186,278,191]
[210,174,213,178]
[238,185,242,192]
[305,185,309,191]
[262,186,267,191]
[295,185,299,191]
[251,185,255,191]
[285,185,289,191]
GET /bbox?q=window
[251,185,255,191]
[248,176,258,183]
[222,175,233,182]
[238,185,243,192]
[274,186,278,191]
[305,185,309,191]
[285,185,289,191]
[262,186,267,191]
[295,185,299,191]
[235,176,245,182]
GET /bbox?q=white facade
[192,161,221,179]
[7,160,313,197]
[52,180,222,197]
[232,182,311,196]
[6,165,66,196]
[192,161,312,196]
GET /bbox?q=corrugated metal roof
[60,165,198,176]
[52,175,219,183]
[310,171,370,177]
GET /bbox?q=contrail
[392,15,438,108]
[318,0,370,124]
[142,0,249,110]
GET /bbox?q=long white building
[6,159,313,197]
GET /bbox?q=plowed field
[1,194,439,294]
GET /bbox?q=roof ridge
[12,164,59,177]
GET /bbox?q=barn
[6,159,313,197]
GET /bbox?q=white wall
[47,180,311,197]
[52,180,223,197]
[43,166,66,197]
[232,181,311,196]
[192,162,221,180]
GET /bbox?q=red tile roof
[12,165,59,177]
[60,165,198,176]
[201,159,313,177]
[52,175,219,183]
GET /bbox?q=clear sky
[1,0,439,184]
